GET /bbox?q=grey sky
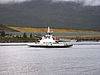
[0,0,100,6]
[0,0,31,4]
[53,0,100,6]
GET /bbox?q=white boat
[28,27,73,48]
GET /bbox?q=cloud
[0,0,31,4]
[52,0,100,6]
[0,0,100,6]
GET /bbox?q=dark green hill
[0,0,100,30]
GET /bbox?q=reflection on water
[0,44,100,75]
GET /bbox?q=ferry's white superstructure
[28,27,73,48]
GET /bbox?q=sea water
[0,43,100,75]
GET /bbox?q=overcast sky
[0,0,31,4]
[53,0,100,6]
[0,0,100,6]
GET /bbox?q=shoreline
[0,36,100,43]
[0,41,100,46]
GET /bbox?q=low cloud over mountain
[53,0,100,6]
[0,0,31,4]
[0,0,100,6]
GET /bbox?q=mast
[47,27,50,33]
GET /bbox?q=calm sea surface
[0,43,100,75]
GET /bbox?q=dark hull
[29,45,73,48]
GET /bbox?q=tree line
[0,31,33,38]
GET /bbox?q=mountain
[0,0,100,30]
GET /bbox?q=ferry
[28,27,73,48]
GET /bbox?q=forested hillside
[0,0,100,30]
